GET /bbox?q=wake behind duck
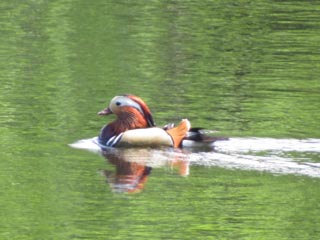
[70,94,320,178]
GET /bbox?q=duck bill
[98,107,113,116]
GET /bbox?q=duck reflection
[100,148,189,193]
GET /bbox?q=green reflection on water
[1,0,320,239]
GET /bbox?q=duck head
[98,94,155,128]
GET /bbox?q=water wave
[214,137,320,153]
[189,151,320,178]
[69,137,320,178]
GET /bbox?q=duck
[97,94,226,148]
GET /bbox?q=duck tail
[183,128,229,147]
[166,119,191,148]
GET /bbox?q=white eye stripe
[123,99,144,114]
[110,96,145,116]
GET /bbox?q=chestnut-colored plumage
[97,94,225,148]
[98,94,191,148]
[98,95,155,146]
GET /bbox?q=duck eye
[116,101,121,106]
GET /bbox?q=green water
[1,1,320,239]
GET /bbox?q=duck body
[97,94,225,149]
[111,128,173,147]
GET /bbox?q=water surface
[1,0,320,239]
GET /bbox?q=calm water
[1,1,320,239]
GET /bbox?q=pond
[1,1,320,239]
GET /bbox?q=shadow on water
[70,136,320,193]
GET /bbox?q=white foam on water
[196,137,320,177]
[69,137,320,178]
[69,137,101,153]
[214,138,320,153]
[188,151,320,178]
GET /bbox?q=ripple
[214,138,320,153]
[70,137,320,178]
[189,151,320,178]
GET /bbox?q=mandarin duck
[97,94,225,148]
